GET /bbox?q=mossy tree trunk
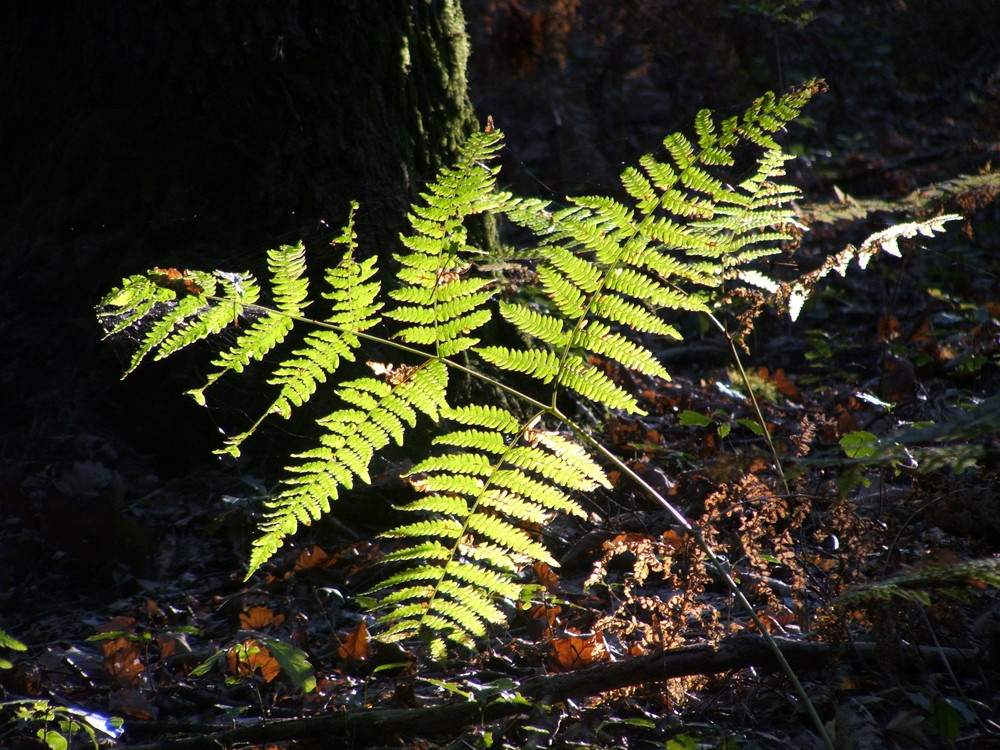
[2,0,489,263]
[0,1,497,471]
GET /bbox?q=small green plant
[96,78,957,677]
[0,627,27,670]
[1,700,123,750]
[191,637,317,693]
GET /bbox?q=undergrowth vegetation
[83,79,1000,748]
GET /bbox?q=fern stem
[233,299,555,413]
[563,413,832,750]
[707,312,790,496]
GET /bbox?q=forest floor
[3,3,1000,749]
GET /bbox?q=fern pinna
[97,81,825,659]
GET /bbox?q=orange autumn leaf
[528,603,562,627]
[109,687,159,720]
[336,620,371,662]
[97,615,138,634]
[662,528,687,550]
[227,639,281,683]
[295,545,335,570]
[875,312,900,342]
[149,266,203,296]
[758,366,802,401]
[532,561,560,593]
[548,631,609,672]
[101,636,144,687]
[806,553,838,572]
[240,606,285,630]
[835,411,861,437]
[156,635,178,660]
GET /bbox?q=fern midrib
[204,297,554,416]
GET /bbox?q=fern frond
[589,294,681,338]
[372,405,599,659]
[575,320,671,379]
[386,131,509,358]
[96,268,264,377]
[496,302,570,347]
[484,83,827,438]
[475,346,561,383]
[98,84,841,663]
[98,274,181,339]
[475,345,639,411]
[153,273,251,360]
[218,237,382,456]
[445,403,524,432]
[780,214,961,321]
[535,264,588,319]
[246,360,447,575]
[187,243,307,405]
[835,558,1000,607]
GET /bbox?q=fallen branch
[121,634,980,749]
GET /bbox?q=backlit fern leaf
[219,213,382,456]
[248,360,448,575]
[372,405,597,660]
[387,131,509,358]
[490,81,826,414]
[97,82,838,660]
[157,273,258,360]
[187,243,306,406]
[97,268,250,377]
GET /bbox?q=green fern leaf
[98,274,177,337]
[589,294,680,338]
[556,356,640,411]
[475,346,561,383]
[246,360,447,576]
[372,404,602,657]
[444,404,523,433]
[98,83,838,661]
[664,132,696,171]
[97,268,233,376]
[386,131,509,358]
[575,320,671,379]
[187,244,307,405]
[218,242,382,457]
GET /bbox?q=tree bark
[2,0,483,260]
[0,0,493,471]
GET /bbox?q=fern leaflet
[249,360,449,574]
[371,405,598,660]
